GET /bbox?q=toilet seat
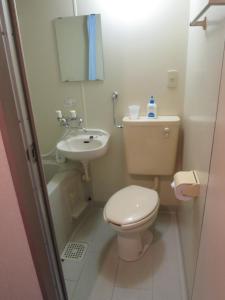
[104,185,159,228]
[104,203,159,231]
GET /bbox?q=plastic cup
[128,105,140,120]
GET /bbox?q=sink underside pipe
[153,176,159,191]
[81,161,91,182]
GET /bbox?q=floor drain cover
[61,242,88,261]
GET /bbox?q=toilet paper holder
[173,170,200,198]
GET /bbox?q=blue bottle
[147,96,157,118]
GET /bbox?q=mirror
[54,14,104,82]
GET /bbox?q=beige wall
[16,0,190,204]
[16,0,84,153]
[177,1,225,297]
[192,44,225,300]
[77,0,190,204]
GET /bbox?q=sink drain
[61,242,88,261]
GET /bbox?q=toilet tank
[123,116,180,175]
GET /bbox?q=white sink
[56,129,110,162]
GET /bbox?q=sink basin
[56,129,110,162]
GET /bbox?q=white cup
[128,105,140,120]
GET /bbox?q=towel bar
[190,1,225,30]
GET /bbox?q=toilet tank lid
[104,185,159,225]
[123,115,180,125]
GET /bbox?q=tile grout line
[152,259,154,300]
[70,209,103,247]
[152,227,155,300]
[64,279,79,300]
[67,253,89,300]
[68,208,93,243]
[174,212,188,300]
[110,253,121,300]
[62,208,97,297]
[68,210,100,300]
[66,207,113,300]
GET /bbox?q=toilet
[104,185,159,261]
[104,116,180,261]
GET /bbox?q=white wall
[15,0,84,153]
[192,44,225,300]
[16,0,190,205]
[177,1,225,297]
[77,0,190,204]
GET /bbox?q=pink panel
[0,130,43,300]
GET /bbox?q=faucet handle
[70,110,77,119]
[56,110,62,118]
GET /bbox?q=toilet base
[117,230,153,261]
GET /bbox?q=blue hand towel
[87,14,96,80]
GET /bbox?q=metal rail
[112,91,123,128]
[190,1,225,30]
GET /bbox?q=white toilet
[104,116,180,261]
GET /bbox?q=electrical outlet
[168,70,178,88]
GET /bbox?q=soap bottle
[147,96,157,118]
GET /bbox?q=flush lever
[163,127,170,137]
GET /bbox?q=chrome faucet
[56,110,87,131]
[56,110,78,128]
[57,115,77,128]
[78,118,87,132]
[58,117,69,128]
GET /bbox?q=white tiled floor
[61,208,187,300]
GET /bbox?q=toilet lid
[104,185,159,226]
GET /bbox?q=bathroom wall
[192,45,225,300]
[0,130,43,300]
[15,0,84,153]
[16,0,190,205]
[177,0,225,297]
[193,42,225,300]
[76,0,190,204]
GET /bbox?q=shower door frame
[0,1,67,299]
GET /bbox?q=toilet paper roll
[171,181,193,201]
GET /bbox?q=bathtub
[43,161,59,184]
[43,160,87,253]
